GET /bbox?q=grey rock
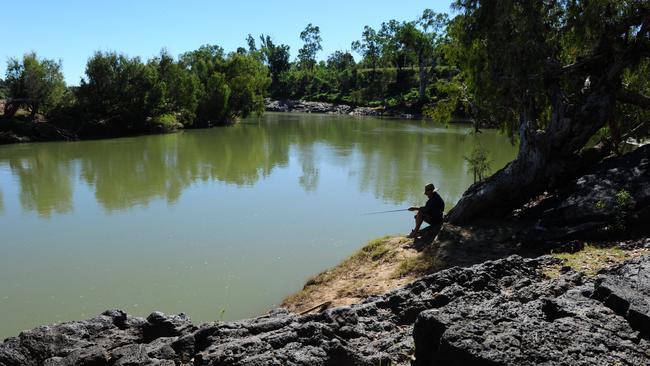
[42,346,108,366]
[264,98,418,118]
[143,311,194,342]
[520,144,650,239]
[592,256,650,336]
[412,256,650,366]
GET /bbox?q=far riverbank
[0,99,431,145]
[265,98,421,119]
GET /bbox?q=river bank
[0,101,422,145]
[0,115,184,145]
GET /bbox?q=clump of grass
[393,244,442,278]
[543,243,631,278]
[356,237,392,262]
[394,257,429,278]
[593,189,634,232]
[613,189,633,231]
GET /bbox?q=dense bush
[3,8,458,132]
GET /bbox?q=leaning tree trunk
[447,84,617,225]
[445,7,648,225]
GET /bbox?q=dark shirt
[423,192,444,222]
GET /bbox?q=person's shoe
[408,230,418,239]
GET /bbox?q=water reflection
[7,146,74,217]
[0,113,517,216]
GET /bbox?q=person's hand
[408,206,419,211]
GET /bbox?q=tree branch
[617,88,650,110]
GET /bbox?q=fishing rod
[362,208,411,215]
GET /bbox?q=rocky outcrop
[264,99,417,119]
[3,250,650,365]
[265,99,352,114]
[516,144,650,240]
[413,248,650,365]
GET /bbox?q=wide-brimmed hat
[424,183,436,193]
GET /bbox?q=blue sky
[2,0,454,85]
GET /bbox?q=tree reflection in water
[0,113,517,216]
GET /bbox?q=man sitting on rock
[408,183,444,238]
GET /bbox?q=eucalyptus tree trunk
[446,72,619,224]
[445,0,649,225]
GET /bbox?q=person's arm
[408,206,424,211]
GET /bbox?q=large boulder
[0,309,194,366]
[412,255,650,365]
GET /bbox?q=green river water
[0,112,517,339]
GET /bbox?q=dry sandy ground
[281,236,422,313]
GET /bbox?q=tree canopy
[259,35,291,95]
[298,23,323,70]
[4,52,67,119]
[69,46,269,134]
[445,0,650,223]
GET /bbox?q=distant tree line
[245,10,452,112]
[1,47,269,136]
[1,8,458,136]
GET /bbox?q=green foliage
[148,49,201,125]
[73,46,269,131]
[223,52,269,119]
[593,189,634,232]
[267,9,453,111]
[150,113,179,129]
[351,26,381,71]
[259,35,291,95]
[464,146,492,183]
[615,59,650,146]
[298,23,322,70]
[76,51,154,130]
[616,190,632,208]
[327,51,355,71]
[614,189,633,231]
[4,52,67,118]
[445,0,650,141]
[181,45,269,125]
